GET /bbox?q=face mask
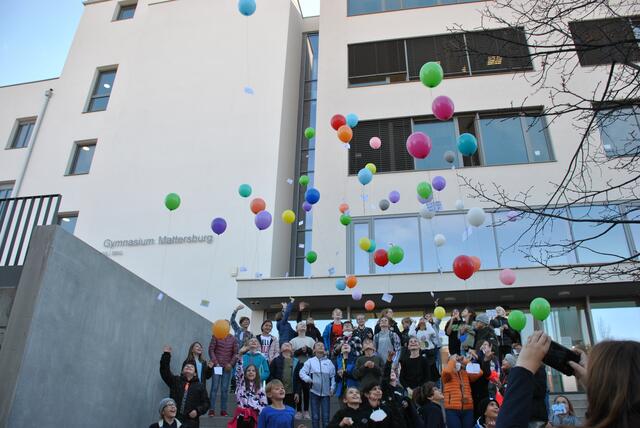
[455,362,462,372]
[343,331,352,337]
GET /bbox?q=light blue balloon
[238,0,256,16]
[346,113,359,128]
[367,239,376,253]
[358,168,373,185]
[335,278,347,291]
[458,133,478,156]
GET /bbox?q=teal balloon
[164,193,181,211]
[238,0,256,16]
[417,182,433,199]
[336,278,347,291]
[419,62,444,88]
[508,310,527,331]
[367,239,376,253]
[358,168,373,185]
[388,245,404,264]
[530,297,551,321]
[238,184,252,198]
[346,113,359,128]
[458,133,478,156]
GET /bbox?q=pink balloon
[369,136,381,149]
[406,132,432,159]
[499,268,516,285]
[432,96,455,121]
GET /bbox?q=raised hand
[163,345,172,353]
[516,331,551,374]
[235,304,245,311]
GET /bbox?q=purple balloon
[432,95,455,121]
[352,288,362,301]
[389,191,400,204]
[255,210,272,230]
[302,201,312,212]
[417,195,431,204]
[432,176,446,191]
[211,217,227,235]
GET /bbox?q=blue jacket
[334,354,358,397]
[276,302,297,344]
[243,351,270,381]
[267,355,302,395]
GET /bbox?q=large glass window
[570,16,640,66]
[8,119,36,149]
[570,205,630,264]
[87,68,117,112]
[373,217,422,274]
[348,0,482,16]
[353,222,372,275]
[597,106,640,157]
[626,206,640,254]
[590,301,640,341]
[414,120,460,170]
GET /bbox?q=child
[334,343,358,399]
[268,342,302,408]
[322,308,344,352]
[230,357,268,428]
[258,380,297,428]
[208,329,238,417]
[332,320,363,357]
[242,338,271,380]
[299,342,336,428]
[413,382,446,428]
[327,387,365,428]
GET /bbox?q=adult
[323,308,344,353]
[413,382,446,428]
[299,342,336,428]
[473,314,498,354]
[445,309,464,357]
[290,321,316,419]
[333,320,363,357]
[353,313,374,344]
[276,298,297,344]
[207,328,239,417]
[458,308,476,357]
[400,317,413,348]
[410,318,439,361]
[548,395,579,427]
[468,341,498,419]
[374,317,401,366]
[474,398,499,428]
[183,342,212,387]
[267,342,302,409]
[353,339,385,387]
[231,304,254,348]
[490,307,519,362]
[149,398,179,428]
[374,308,402,337]
[442,354,483,428]
[399,337,439,390]
[259,320,280,362]
[159,346,210,428]
[498,354,517,397]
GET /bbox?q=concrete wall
[0,225,212,427]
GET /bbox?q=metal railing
[0,194,61,266]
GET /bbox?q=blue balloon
[305,188,321,205]
[346,113,359,128]
[358,168,373,185]
[367,239,376,253]
[238,0,256,16]
[335,278,347,291]
[458,133,478,156]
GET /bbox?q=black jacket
[417,401,446,428]
[490,317,520,348]
[354,326,374,344]
[149,420,179,428]
[360,401,407,428]
[398,353,438,389]
[471,353,493,418]
[530,367,548,423]
[160,352,210,428]
[266,355,302,395]
[474,326,499,353]
[181,358,212,386]
[327,406,369,428]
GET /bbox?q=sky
[0,0,319,87]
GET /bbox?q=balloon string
[159,212,172,290]
[245,18,249,87]
[209,238,220,291]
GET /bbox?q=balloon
[238,0,256,16]
[379,199,390,211]
[337,125,353,143]
[417,181,433,199]
[304,127,315,139]
[419,62,444,88]
[339,203,350,213]
[432,176,446,191]
[420,205,436,219]
[305,188,320,204]
[508,310,527,331]
[499,268,516,285]
[358,168,373,185]
[530,297,551,321]
[335,278,347,291]
[506,211,519,222]
[364,300,375,311]
[238,184,252,198]
[389,191,400,203]
[212,319,231,339]
[470,256,481,272]
[434,306,446,320]
[346,275,358,288]
[340,214,352,226]
[365,163,377,174]
[211,217,227,235]
[467,207,486,227]
[331,114,346,130]
[282,210,295,224]
[458,133,478,156]
[255,210,272,230]
[455,200,465,210]
[250,198,266,214]
[443,151,456,164]
[306,251,317,263]
[453,255,475,280]
[299,175,310,186]
[432,95,455,121]
[406,132,432,159]
[369,137,382,149]
[434,233,446,247]
[346,113,359,128]
[371,251,387,269]
[367,239,376,253]
[388,245,404,264]
[164,193,181,211]
[359,237,372,251]
[302,201,312,212]
[351,288,362,301]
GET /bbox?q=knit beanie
[158,398,176,414]
[503,353,517,368]
[478,397,499,419]
[476,313,491,325]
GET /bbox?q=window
[352,222,372,275]
[414,120,460,170]
[373,216,422,274]
[8,118,36,149]
[590,301,640,342]
[596,106,640,157]
[57,213,78,235]
[116,2,136,20]
[347,0,481,16]
[349,118,414,174]
[570,205,630,264]
[465,28,533,74]
[0,183,12,199]
[348,40,407,85]
[406,34,468,78]
[68,142,96,175]
[569,16,640,66]
[86,68,117,112]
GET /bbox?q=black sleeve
[424,404,443,428]
[202,363,213,380]
[327,409,346,428]
[196,384,210,416]
[479,354,492,380]
[294,362,303,395]
[267,359,277,383]
[297,309,303,324]
[160,352,177,388]
[496,367,535,428]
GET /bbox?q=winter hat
[476,313,491,325]
[159,398,176,414]
[503,353,517,368]
[478,397,499,418]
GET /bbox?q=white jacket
[299,355,336,397]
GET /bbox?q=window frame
[6,117,37,150]
[114,1,137,21]
[347,0,488,17]
[66,140,97,176]
[84,66,118,113]
[595,104,640,158]
[57,212,79,235]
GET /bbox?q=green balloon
[340,214,352,226]
[164,193,181,211]
[417,182,433,199]
[306,251,318,263]
[388,245,404,264]
[508,310,527,331]
[419,62,444,88]
[530,297,551,321]
[238,184,252,198]
[304,127,315,139]
[299,175,310,186]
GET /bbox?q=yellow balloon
[358,237,371,251]
[282,209,296,224]
[434,306,446,320]
[365,163,377,174]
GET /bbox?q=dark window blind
[570,17,640,66]
[348,40,407,80]
[349,118,414,174]
[466,28,533,74]
[406,34,468,78]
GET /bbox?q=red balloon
[373,249,389,267]
[250,198,266,214]
[453,255,475,280]
[331,114,346,131]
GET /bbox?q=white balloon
[455,200,465,210]
[420,205,435,219]
[434,233,446,247]
[467,207,486,227]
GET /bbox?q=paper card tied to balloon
[466,363,481,374]
[382,293,394,303]
[200,300,210,307]
[214,366,223,375]
[157,292,164,301]
[369,409,388,422]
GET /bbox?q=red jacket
[208,335,238,367]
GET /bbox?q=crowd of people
[151,299,640,428]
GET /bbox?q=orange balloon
[339,203,350,213]
[364,300,375,311]
[337,125,353,143]
[250,198,266,214]
[470,256,481,272]
[212,319,230,339]
[346,275,358,288]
